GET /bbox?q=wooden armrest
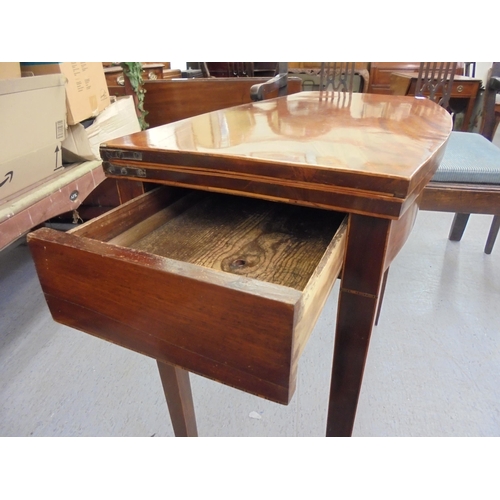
[250,73,288,101]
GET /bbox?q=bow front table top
[28,91,452,436]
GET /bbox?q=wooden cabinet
[368,62,465,94]
[368,62,422,94]
[104,63,165,88]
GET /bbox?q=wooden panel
[368,62,421,94]
[142,77,303,128]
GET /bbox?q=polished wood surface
[390,72,481,132]
[29,90,453,436]
[101,92,452,218]
[84,76,303,218]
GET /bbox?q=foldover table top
[100,91,452,219]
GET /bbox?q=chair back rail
[415,62,458,108]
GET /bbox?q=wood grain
[131,191,344,290]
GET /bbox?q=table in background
[390,72,481,131]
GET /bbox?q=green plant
[120,62,149,130]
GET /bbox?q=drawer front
[104,65,165,88]
[28,187,346,404]
[449,80,480,97]
[404,78,480,99]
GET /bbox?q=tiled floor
[0,210,499,437]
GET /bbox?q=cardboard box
[20,62,111,125]
[62,96,141,162]
[0,74,66,201]
[0,63,21,79]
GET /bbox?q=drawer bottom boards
[28,187,347,404]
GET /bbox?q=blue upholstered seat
[432,131,500,184]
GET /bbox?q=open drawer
[27,186,347,404]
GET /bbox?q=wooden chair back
[415,62,458,108]
[319,62,357,93]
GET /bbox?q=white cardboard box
[0,74,66,201]
[62,96,141,162]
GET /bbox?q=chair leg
[449,213,470,241]
[484,215,500,254]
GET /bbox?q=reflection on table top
[101,92,452,215]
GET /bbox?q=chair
[414,62,458,107]
[421,62,500,254]
[250,62,290,101]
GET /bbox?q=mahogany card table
[28,91,452,436]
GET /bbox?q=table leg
[461,97,475,132]
[375,267,389,326]
[157,360,198,437]
[326,214,391,437]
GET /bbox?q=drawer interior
[73,187,346,291]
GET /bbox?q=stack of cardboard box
[0,62,141,203]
